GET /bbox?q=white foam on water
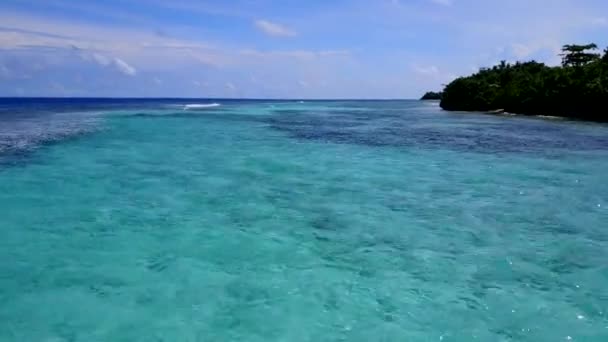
[183,103,221,110]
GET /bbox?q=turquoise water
[1,99,607,341]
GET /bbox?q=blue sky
[0,0,606,98]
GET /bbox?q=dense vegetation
[420,91,443,100]
[439,44,608,121]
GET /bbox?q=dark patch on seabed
[265,109,608,154]
[0,111,100,168]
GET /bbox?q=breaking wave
[183,103,221,110]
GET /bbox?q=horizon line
[0,96,421,101]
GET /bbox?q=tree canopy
[560,43,600,67]
[420,91,443,100]
[438,43,608,122]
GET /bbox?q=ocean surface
[1,98,607,341]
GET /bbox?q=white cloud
[113,58,136,76]
[90,53,112,66]
[254,20,297,37]
[225,82,236,91]
[0,11,352,80]
[78,50,137,76]
[0,11,224,69]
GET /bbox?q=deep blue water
[1,98,607,341]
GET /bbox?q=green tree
[420,91,443,100]
[560,44,600,67]
[438,43,608,121]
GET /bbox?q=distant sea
[1,98,607,341]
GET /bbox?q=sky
[0,0,606,98]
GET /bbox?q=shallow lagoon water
[0,99,607,341]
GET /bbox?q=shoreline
[441,108,589,122]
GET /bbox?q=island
[420,91,443,100]
[433,44,608,122]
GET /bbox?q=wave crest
[183,103,221,110]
